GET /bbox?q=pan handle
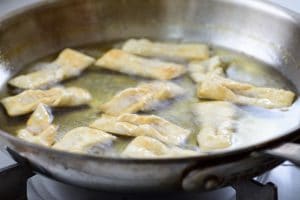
[182,142,300,191]
[260,142,300,166]
[182,151,282,191]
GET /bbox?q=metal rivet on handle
[204,176,221,190]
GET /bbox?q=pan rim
[1,126,299,164]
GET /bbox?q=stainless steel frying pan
[1,0,300,192]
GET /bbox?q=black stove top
[1,149,300,200]
[27,175,235,200]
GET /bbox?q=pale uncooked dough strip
[90,113,191,146]
[197,72,295,109]
[122,136,198,158]
[99,81,185,116]
[9,48,95,89]
[122,38,209,60]
[1,87,91,116]
[17,104,57,147]
[193,101,237,151]
[188,56,228,83]
[95,49,186,80]
[53,127,116,153]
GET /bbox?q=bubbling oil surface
[0,40,298,156]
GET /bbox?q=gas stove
[1,0,300,200]
[1,148,300,200]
